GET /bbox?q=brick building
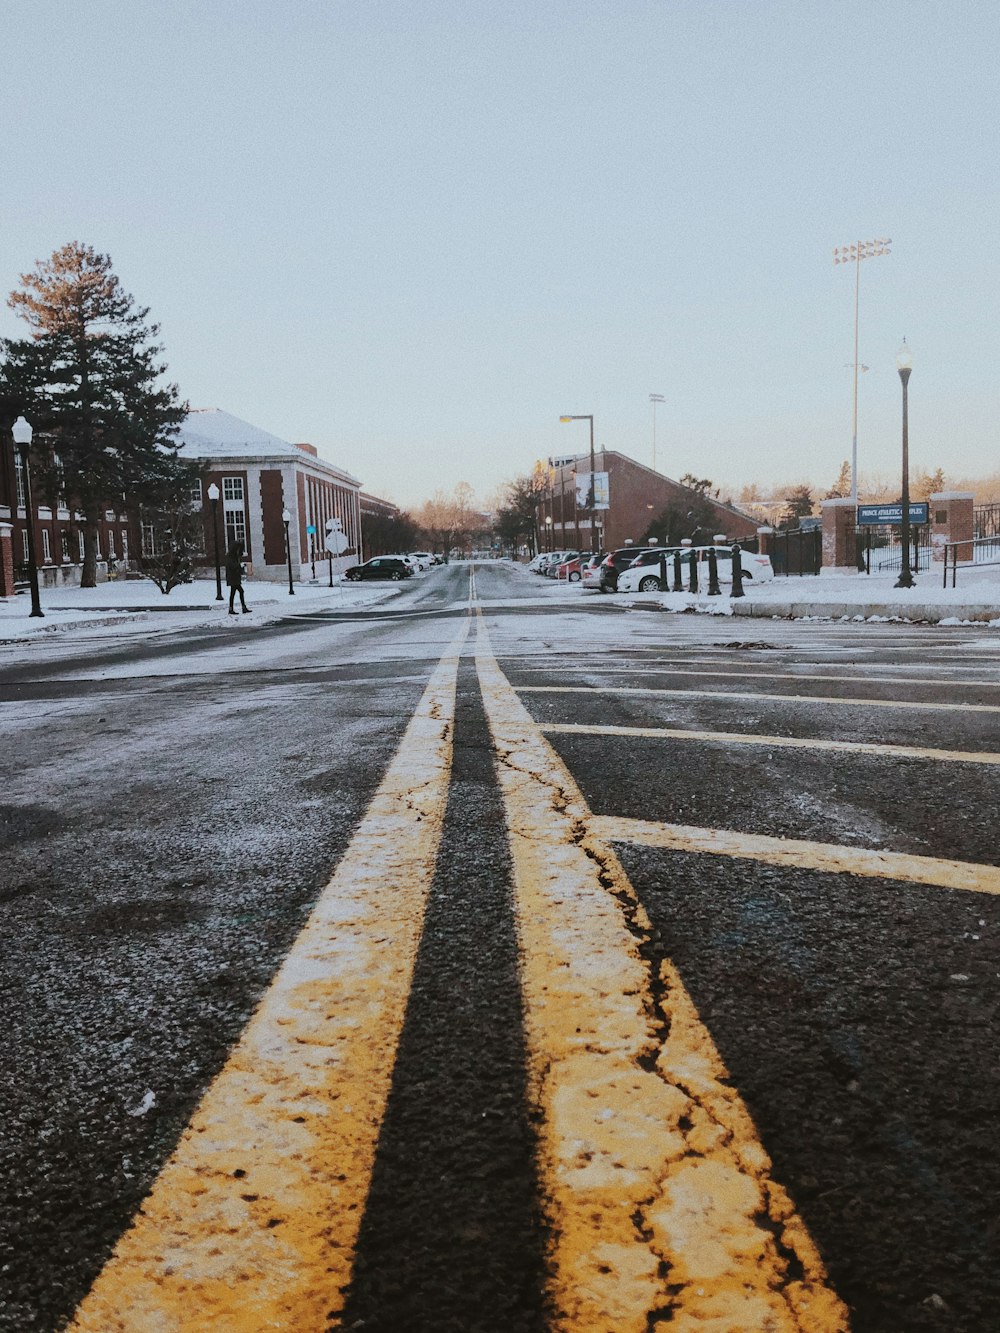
[536,450,758,552]
[175,410,362,582]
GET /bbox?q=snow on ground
[0,575,403,644]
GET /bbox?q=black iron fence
[974,503,1000,540]
[855,525,931,575]
[769,527,822,576]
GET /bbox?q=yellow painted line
[70,619,471,1333]
[475,613,848,1332]
[519,683,1000,714]
[542,720,1000,766]
[516,663,1000,689]
[591,815,1000,897]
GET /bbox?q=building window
[61,530,71,561]
[42,528,51,563]
[141,523,157,556]
[78,530,86,561]
[190,478,204,505]
[222,475,248,554]
[224,508,248,553]
[107,530,117,559]
[14,453,26,508]
[121,531,129,564]
[95,530,101,559]
[22,530,29,562]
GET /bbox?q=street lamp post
[834,238,891,512]
[11,416,43,618]
[895,341,915,589]
[544,514,553,551]
[206,482,223,601]
[559,414,598,554]
[282,508,296,595]
[649,393,664,471]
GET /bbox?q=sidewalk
[614,566,1000,625]
[0,575,404,645]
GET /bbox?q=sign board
[306,524,317,535]
[856,502,930,526]
[327,517,343,532]
[575,471,610,511]
[548,455,576,469]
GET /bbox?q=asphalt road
[0,561,997,1331]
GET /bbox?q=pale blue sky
[2,1,997,506]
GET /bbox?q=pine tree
[1,242,188,586]
[825,460,852,499]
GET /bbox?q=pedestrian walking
[226,540,250,615]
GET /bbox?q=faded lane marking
[589,815,1000,896]
[70,619,471,1333]
[475,614,848,1332]
[515,664,1000,689]
[541,721,1000,766]
[520,683,1000,714]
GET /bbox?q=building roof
[177,409,361,486]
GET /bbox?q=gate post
[930,491,974,564]
[820,498,858,575]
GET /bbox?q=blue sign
[306,524,316,535]
[857,502,929,526]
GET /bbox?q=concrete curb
[733,602,1000,624]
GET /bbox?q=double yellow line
[72,602,862,1330]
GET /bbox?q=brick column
[0,522,14,597]
[929,491,974,562]
[756,526,774,558]
[820,498,858,574]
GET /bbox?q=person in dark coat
[226,540,250,614]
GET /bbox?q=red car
[556,556,583,582]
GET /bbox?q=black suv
[598,547,644,592]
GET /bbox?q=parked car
[544,550,580,577]
[409,551,435,569]
[618,545,774,593]
[556,556,584,582]
[580,554,604,589]
[344,556,413,581]
[597,546,645,593]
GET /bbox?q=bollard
[689,550,699,594]
[707,546,721,595]
[731,542,745,598]
[672,550,683,592]
[658,553,668,592]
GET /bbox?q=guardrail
[942,535,1000,587]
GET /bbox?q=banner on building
[575,471,610,510]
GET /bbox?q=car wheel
[638,576,660,592]
[391,570,402,580]
[347,572,360,581]
[569,571,581,582]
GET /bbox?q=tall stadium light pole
[559,414,597,554]
[649,393,664,472]
[833,238,891,509]
[894,340,915,589]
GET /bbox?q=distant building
[536,450,758,552]
[177,410,362,581]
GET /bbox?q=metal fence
[855,525,932,575]
[974,503,1000,540]
[769,527,822,576]
[942,533,1000,586]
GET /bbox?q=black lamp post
[560,414,599,554]
[12,416,43,618]
[207,481,223,601]
[282,508,296,595]
[894,341,915,589]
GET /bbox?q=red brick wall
[260,470,286,565]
